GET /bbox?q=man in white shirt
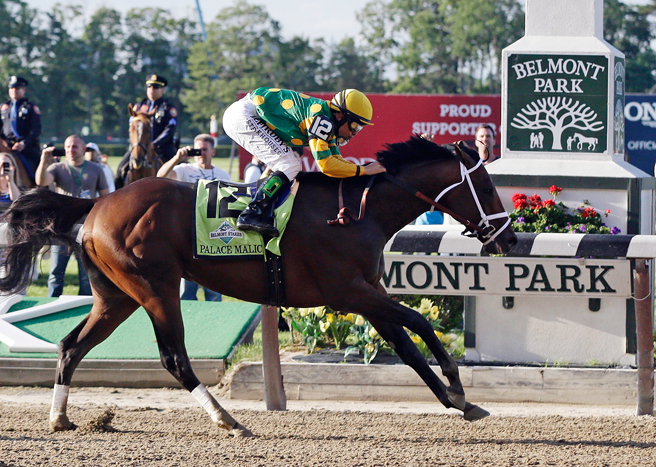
[84,142,115,193]
[157,133,230,183]
[157,133,230,302]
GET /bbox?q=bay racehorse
[0,136,516,437]
[0,139,34,190]
[122,103,161,185]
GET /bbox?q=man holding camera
[36,134,109,297]
[157,133,229,183]
[0,76,42,183]
[157,133,229,302]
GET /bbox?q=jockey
[223,87,386,237]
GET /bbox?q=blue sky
[24,0,367,43]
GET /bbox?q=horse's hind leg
[50,294,140,431]
[142,293,252,437]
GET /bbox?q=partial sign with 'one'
[382,256,632,297]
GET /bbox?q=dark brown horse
[0,136,516,437]
[124,103,161,185]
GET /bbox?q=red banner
[236,92,501,178]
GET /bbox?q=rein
[328,157,511,246]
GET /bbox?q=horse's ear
[453,141,478,168]
[128,103,135,117]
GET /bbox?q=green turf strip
[0,297,260,359]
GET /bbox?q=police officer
[116,74,178,187]
[0,76,41,184]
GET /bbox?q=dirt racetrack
[1,388,656,466]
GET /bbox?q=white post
[260,305,286,410]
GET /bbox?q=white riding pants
[223,95,302,180]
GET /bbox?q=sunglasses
[147,84,163,89]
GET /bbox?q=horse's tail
[0,188,97,294]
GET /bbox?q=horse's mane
[296,136,477,183]
[376,135,462,175]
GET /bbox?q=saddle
[193,179,296,260]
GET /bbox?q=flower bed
[510,185,620,234]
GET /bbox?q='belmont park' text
[511,57,606,94]
[381,256,631,297]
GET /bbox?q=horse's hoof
[447,390,466,411]
[229,422,253,438]
[49,416,77,432]
[463,403,490,422]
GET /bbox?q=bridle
[329,146,512,246]
[129,118,154,170]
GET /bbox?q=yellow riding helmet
[329,89,374,126]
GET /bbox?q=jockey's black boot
[237,171,290,237]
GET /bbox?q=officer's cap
[8,76,28,88]
[145,74,167,88]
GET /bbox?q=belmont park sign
[382,255,631,297]
[506,54,620,153]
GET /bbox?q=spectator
[116,74,178,186]
[0,76,41,184]
[0,152,21,212]
[35,134,109,297]
[223,87,386,237]
[84,142,115,193]
[475,124,499,165]
[243,156,266,183]
[157,133,230,183]
[157,133,229,302]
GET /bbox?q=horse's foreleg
[347,284,466,408]
[366,317,454,409]
[145,300,253,437]
[50,295,140,432]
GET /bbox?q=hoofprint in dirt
[1,404,656,467]
[1,387,655,467]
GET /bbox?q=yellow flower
[434,330,443,339]
[368,327,379,339]
[365,343,375,353]
[355,315,365,326]
[319,320,331,333]
[419,298,434,315]
[299,308,309,317]
[344,313,356,323]
[410,335,422,345]
[325,313,335,323]
[314,307,325,318]
[441,333,458,345]
[429,306,440,321]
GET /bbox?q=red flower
[528,194,542,208]
[542,199,555,208]
[512,193,527,202]
[581,207,597,218]
[549,185,562,196]
[605,209,611,215]
[514,199,529,209]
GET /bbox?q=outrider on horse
[114,104,162,188]
[0,136,516,436]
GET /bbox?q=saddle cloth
[193,179,297,259]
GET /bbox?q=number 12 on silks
[204,181,250,219]
[309,115,333,141]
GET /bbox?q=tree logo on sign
[510,97,604,150]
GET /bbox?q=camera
[2,162,10,171]
[52,148,65,158]
[189,149,202,157]
[44,143,64,158]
